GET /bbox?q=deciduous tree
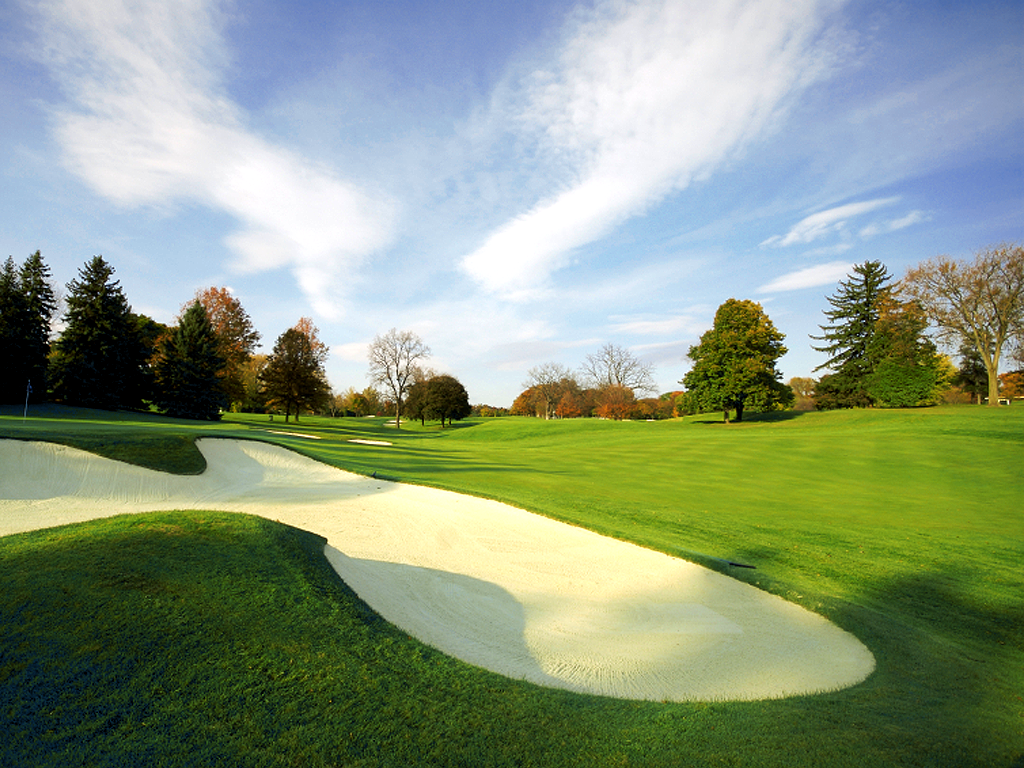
[367,328,430,428]
[153,302,227,420]
[1000,370,1024,399]
[579,343,657,395]
[522,363,575,419]
[864,295,944,407]
[260,327,330,422]
[787,377,817,410]
[594,384,637,420]
[902,243,1024,406]
[423,374,471,427]
[683,299,792,423]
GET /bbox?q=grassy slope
[0,405,1021,767]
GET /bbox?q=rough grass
[1,404,1022,767]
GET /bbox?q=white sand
[0,438,874,701]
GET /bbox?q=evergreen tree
[153,302,227,420]
[683,299,793,423]
[190,287,261,409]
[19,251,57,402]
[49,256,149,409]
[0,257,33,404]
[811,261,892,408]
[952,342,989,404]
[260,328,330,422]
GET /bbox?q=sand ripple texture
[0,438,875,701]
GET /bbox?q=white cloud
[756,261,852,293]
[36,0,395,319]
[761,196,899,247]
[609,313,709,337]
[859,209,929,238]
[461,0,846,295]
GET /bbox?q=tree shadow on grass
[323,547,565,691]
[806,565,1021,767]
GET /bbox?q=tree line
[0,255,320,420]
[6,243,1018,422]
[0,253,477,427]
[511,344,667,421]
[511,243,1023,421]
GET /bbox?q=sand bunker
[0,438,874,701]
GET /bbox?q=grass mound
[1,512,592,767]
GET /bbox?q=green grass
[1,404,1022,767]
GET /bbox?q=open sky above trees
[2,0,1021,405]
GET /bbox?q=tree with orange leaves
[190,287,261,408]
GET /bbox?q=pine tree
[50,256,149,409]
[190,287,261,409]
[811,261,892,409]
[952,343,989,404]
[153,302,227,420]
[19,251,57,402]
[0,257,33,404]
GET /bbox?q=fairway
[0,404,1021,767]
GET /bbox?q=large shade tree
[810,261,892,409]
[49,256,150,409]
[683,299,792,423]
[260,326,331,422]
[367,328,430,428]
[902,243,1024,406]
[152,302,227,420]
[423,374,471,427]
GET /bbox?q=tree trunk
[735,401,744,422]
[987,367,1000,405]
[723,407,730,424]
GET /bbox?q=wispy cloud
[35,0,395,319]
[756,260,852,293]
[859,209,929,238]
[608,313,709,337]
[461,0,846,295]
[760,197,899,247]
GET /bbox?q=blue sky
[2,0,1021,407]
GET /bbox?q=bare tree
[902,243,1024,406]
[579,343,657,395]
[523,362,574,419]
[367,328,430,428]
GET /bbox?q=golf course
[1,404,1021,767]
